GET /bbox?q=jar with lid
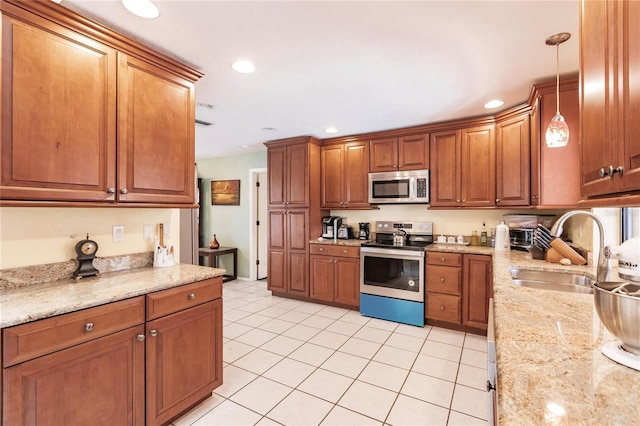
[470,231,480,246]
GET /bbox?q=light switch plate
[143,224,155,240]
[113,225,124,242]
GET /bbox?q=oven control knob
[408,280,415,287]
[382,223,388,228]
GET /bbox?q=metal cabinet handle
[149,329,158,337]
[487,380,496,392]
[613,166,624,176]
[440,278,445,283]
[84,322,94,332]
[137,334,145,342]
[319,247,324,251]
[599,166,614,178]
[120,188,128,194]
[188,293,195,300]
[496,198,500,203]
[456,199,461,203]
[107,187,116,194]
[532,195,538,200]
[343,250,348,253]
[441,257,446,262]
[440,305,445,311]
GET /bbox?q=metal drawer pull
[188,293,196,300]
[84,322,94,332]
[440,278,445,283]
[137,334,145,342]
[150,329,158,337]
[319,248,324,251]
[441,257,446,262]
[440,306,445,311]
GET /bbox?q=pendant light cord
[556,42,560,115]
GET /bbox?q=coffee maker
[322,216,342,238]
[358,222,370,240]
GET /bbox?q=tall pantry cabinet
[265,137,327,297]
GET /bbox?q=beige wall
[0,207,179,269]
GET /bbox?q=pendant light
[545,32,571,148]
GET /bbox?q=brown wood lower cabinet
[1,277,223,426]
[309,245,360,308]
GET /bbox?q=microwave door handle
[409,177,416,199]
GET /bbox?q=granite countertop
[309,238,368,247]
[0,264,225,328]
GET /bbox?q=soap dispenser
[495,221,510,251]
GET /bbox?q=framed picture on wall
[211,179,240,205]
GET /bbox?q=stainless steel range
[360,221,433,327]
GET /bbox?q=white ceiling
[63,0,580,160]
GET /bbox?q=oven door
[360,247,424,303]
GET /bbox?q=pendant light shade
[545,32,571,148]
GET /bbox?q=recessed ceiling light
[484,99,504,109]
[197,102,215,109]
[241,144,250,149]
[232,60,255,74]
[325,127,338,134]
[262,127,277,131]
[122,0,160,19]
[51,0,63,4]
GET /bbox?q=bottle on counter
[480,222,488,246]
[470,231,480,246]
[490,228,496,247]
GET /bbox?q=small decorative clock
[73,234,100,280]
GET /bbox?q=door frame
[249,167,268,281]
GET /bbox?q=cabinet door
[309,255,335,302]
[321,145,344,208]
[267,209,286,292]
[398,134,429,171]
[496,114,530,207]
[268,147,287,207]
[3,326,145,426]
[343,141,370,207]
[334,257,360,307]
[287,209,309,296]
[369,138,398,172]
[429,130,461,207]
[462,254,491,330]
[580,0,617,196]
[461,125,495,207]
[0,15,117,202]
[146,300,222,426]
[117,53,195,204]
[287,144,310,207]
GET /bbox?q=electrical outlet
[143,224,155,240]
[113,225,124,242]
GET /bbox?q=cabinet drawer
[3,296,145,367]
[310,244,360,258]
[147,277,222,320]
[426,293,461,324]
[426,265,462,295]
[427,252,462,267]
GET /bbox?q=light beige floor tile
[341,310,371,325]
[263,358,316,388]
[172,393,224,426]
[228,376,292,416]
[293,302,326,314]
[224,299,251,309]
[401,371,455,408]
[450,384,488,420]
[213,364,258,398]
[456,364,487,391]
[223,322,253,339]
[325,319,364,336]
[358,361,409,392]
[373,345,418,370]
[267,390,333,426]
[298,368,354,403]
[300,314,336,329]
[338,380,396,421]
[256,306,290,318]
[412,353,459,382]
[315,305,349,319]
[460,347,487,369]
[420,340,463,362]
[353,326,393,344]
[288,342,335,366]
[386,394,449,426]
[447,410,487,425]
[309,330,351,350]
[277,310,311,324]
[260,335,304,357]
[191,400,262,426]
[394,323,433,339]
[254,416,283,425]
[281,324,321,341]
[234,328,278,347]
[320,405,382,426]
[257,318,295,334]
[238,302,272,314]
[223,309,251,322]
[385,332,425,353]
[463,333,488,352]
[273,299,305,310]
[223,340,254,363]
[321,351,369,378]
[427,327,466,347]
[339,337,382,359]
[235,313,273,327]
[233,348,283,375]
[366,317,400,332]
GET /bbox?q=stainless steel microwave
[368,170,429,204]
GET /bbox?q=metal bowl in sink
[593,281,640,355]
[509,267,594,294]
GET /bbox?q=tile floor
[172,280,489,426]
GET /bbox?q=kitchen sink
[509,267,594,294]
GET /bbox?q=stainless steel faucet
[550,211,614,282]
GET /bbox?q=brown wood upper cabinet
[430,125,495,207]
[0,0,201,205]
[495,109,531,207]
[581,0,640,197]
[321,141,370,209]
[369,134,429,173]
[268,143,311,208]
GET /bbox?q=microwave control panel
[416,178,427,198]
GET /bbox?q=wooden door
[3,326,145,426]
[286,143,310,207]
[309,255,335,302]
[343,141,370,207]
[398,134,429,171]
[267,147,287,207]
[321,145,344,208]
[369,138,398,172]
[429,130,461,207]
[461,124,495,207]
[0,15,117,202]
[146,300,222,426]
[580,0,617,196]
[117,53,195,204]
[267,209,286,292]
[287,209,309,296]
[334,257,360,307]
[462,254,491,330]
[496,114,530,207]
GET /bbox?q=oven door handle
[360,247,425,258]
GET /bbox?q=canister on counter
[470,231,480,246]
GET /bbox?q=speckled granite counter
[0,264,225,328]
[309,238,368,247]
